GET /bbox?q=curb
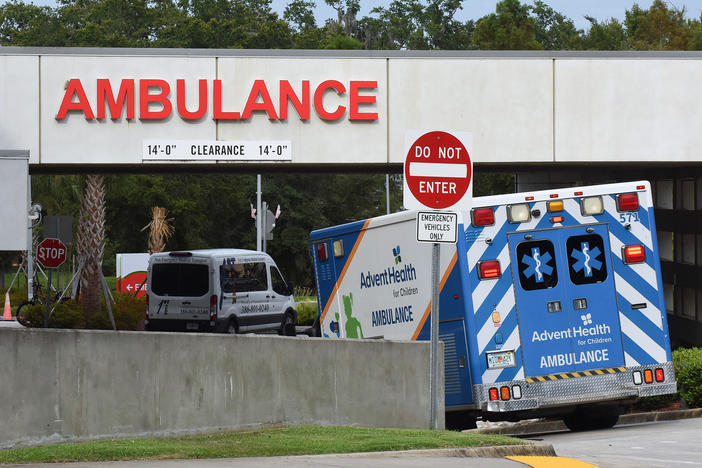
[470,408,702,436]
[302,443,557,459]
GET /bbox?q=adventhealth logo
[393,245,402,264]
[360,245,416,289]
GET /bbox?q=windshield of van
[151,263,209,297]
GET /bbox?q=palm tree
[76,175,105,320]
[141,206,174,254]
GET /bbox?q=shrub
[296,299,318,326]
[673,347,702,408]
[86,293,145,330]
[18,299,83,329]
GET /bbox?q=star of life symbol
[581,313,593,325]
[522,247,553,283]
[571,241,602,277]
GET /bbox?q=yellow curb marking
[506,456,600,467]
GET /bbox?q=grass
[0,426,525,464]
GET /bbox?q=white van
[145,249,297,334]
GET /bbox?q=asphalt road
[532,417,702,467]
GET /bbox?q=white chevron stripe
[624,351,639,367]
[609,235,658,289]
[602,196,653,251]
[614,272,663,329]
[481,327,522,383]
[467,208,508,267]
[620,314,667,363]
[471,244,511,313]
[477,285,515,353]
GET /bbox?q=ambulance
[310,181,676,430]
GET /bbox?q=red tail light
[472,208,495,226]
[210,295,218,321]
[655,368,664,382]
[489,388,499,401]
[316,243,328,261]
[623,245,646,264]
[479,260,501,279]
[618,192,639,211]
[145,294,149,318]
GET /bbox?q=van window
[152,263,209,297]
[225,262,268,292]
[271,267,288,295]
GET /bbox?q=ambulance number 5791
[619,212,639,223]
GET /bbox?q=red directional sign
[403,130,472,210]
[36,238,67,269]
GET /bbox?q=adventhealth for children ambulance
[310,181,677,430]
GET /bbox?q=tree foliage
[4,0,702,288]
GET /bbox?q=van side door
[236,261,272,331]
[269,265,290,319]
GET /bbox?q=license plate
[486,350,516,369]
[186,322,199,330]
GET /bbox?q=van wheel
[280,311,296,336]
[226,319,239,334]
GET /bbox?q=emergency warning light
[316,243,328,261]
[617,192,639,211]
[623,245,646,264]
[478,260,501,279]
[581,196,604,216]
[472,208,495,226]
[507,204,530,223]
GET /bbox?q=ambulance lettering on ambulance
[311,181,677,430]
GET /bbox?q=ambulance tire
[280,310,296,336]
[444,411,477,431]
[563,406,620,431]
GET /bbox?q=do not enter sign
[36,238,67,269]
[403,130,473,211]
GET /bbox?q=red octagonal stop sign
[36,238,67,269]
[404,131,472,210]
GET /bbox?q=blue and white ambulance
[310,181,676,430]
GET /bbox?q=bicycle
[16,281,69,327]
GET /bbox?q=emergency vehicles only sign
[416,212,457,244]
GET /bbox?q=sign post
[36,237,67,328]
[403,130,472,430]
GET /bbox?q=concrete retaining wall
[0,328,442,448]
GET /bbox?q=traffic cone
[3,292,11,321]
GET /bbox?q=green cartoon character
[342,293,363,339]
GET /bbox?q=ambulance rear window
[567,234,608,285]
[151,263,209,297]
[515,240,558,290]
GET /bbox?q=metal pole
[262,201,267,253]
[44,269,51,328]
[386,174,390,215]
[430,242,440,429]
[27,175,34,301]
[256,174,262,251]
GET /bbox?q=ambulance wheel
[280,311,296,336]
[226,319,239,334]
[563,406,620,431]
[445,411,477,431]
